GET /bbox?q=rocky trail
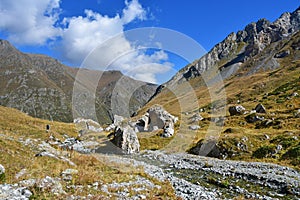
[98,150,300,200]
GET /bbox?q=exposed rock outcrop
[135,106,178,137]
[111,125,140,154]
[105,115,125,132]
[164,7,300,87]
[74,118,103,134]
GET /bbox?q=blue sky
[0,0,299,83]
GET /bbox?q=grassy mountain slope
[137,22,300,169]
[0,106,176,199]
[0,40,157,124]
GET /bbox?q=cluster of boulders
[106,106,178,154]
[135,106,178,137]
[228,103,269,125]
[74,118,103,135]
[34,135,99,166]
[229,103,266,117]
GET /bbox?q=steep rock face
[0,40,158,123]
[165,7,300,86]
[111,125,140,154]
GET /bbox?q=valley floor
[96,150,300,200]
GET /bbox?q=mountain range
[0,6,300,200]
[0,40,157,123]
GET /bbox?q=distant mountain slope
[0,40,157,123]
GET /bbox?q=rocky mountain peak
[0,39,18,55]
[165,7,300,85]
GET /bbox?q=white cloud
[122,0,146,23]
[59,0,146,65]
[113,50,173,83]
[0,0,61,45]
[59,0,172,83]
[0,0,173,83]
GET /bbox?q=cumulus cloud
[0,0,61,45]
[59,0,146,65]
[0,0,173,83]
[59,0,171,83]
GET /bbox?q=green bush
[270,135,297,149]
[0,172,5,183]
[252,145,276,158]
[282,145,300,159]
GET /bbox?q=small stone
[264,134,270,140]
[189,125,201,130]
[0,164,5,174]
[61,169,78,181]
[139,194,147,199]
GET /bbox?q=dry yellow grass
[136,37,300,169]
[0,106,177,199]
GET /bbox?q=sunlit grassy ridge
[0,106,177,199]
[137,32,300,169]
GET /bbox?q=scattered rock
[211,117,226,126]
[264,134,270,140]
[0,164,5,182]
[188,140,224,158]
[61,169,78,181]
[245,113,264,123]
[256,119,281,129]
[274,50,290,58]
[0,184,32,199]
[37,176,66,195]
[229,105,246,116]
[74,118,103,133]
[111,125,140,154]
[223,128,233,133]
[136,113,150,131]
[237,142,248,151]
[15,169,27,180]
[255,103,267,113]
[148,106,178,129]
[190,113,204,122]
[294,109,300,118]
[292,92,299,97]
[0,164,5,175]
[189,125,201,130]
[241,136,248,142]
